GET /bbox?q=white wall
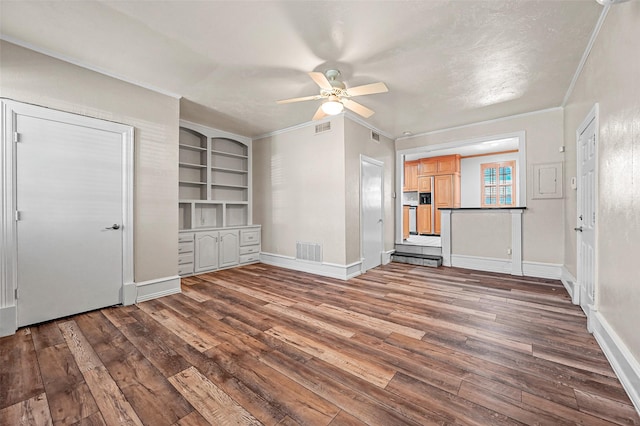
[252,118,347,265]
[460,152,520,207]
[563,2,640,362]
[0,40,179,283]
[252,115,395,271]
[396,108,565,265]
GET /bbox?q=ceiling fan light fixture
[321,96,344,115]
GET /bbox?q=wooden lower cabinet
[417,205,432,234]
[434,174,460,235]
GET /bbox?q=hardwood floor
[1,263,638,425]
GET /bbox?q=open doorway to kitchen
[396,131,526,248]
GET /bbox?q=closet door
[14,106,128,326]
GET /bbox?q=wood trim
[460,149,519,159]
[480,160,516,208]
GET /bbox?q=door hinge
[13,132,20,143]
[15,211,21,221]
[15,288,18,300]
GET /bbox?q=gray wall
[0,40,180,283]
[563,2,640,361]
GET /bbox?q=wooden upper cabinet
[418,155,460,176]
[418,176,431,192]
[403,161,419,192]
[418,159,437,176]
[437,155,460,174]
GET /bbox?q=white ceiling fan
[277,69,388,121]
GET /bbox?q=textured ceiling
[0,1,602,139]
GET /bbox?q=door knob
[574,227,583,232]
[105,224,120,230]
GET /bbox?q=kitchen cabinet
[403,161,418,192]
[403,206,410,239]
[417,205,432,234]
[434,174,460,235]
[436,155,460,174]
[418,155,460,176]
[418,176,432,192]
[418,158,437,176]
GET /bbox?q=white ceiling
[0,1,603,139]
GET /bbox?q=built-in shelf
[211,149,248,159]
[211,166,247,174]
[179,162,207,169]
[178,121,252,230]
[179,144,207,152]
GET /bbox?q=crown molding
[396,107,562,142]
[562,5,610,106]
[0,34,182,99]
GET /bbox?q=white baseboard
[560,266,580,305]
[451,255,565,281]
[122,281,137,306]
[260,252,362,280]
[382,250,394,265]
[451,254,512,274]
[591,311,640,415]
[0,305,17,337]
[135,275,181,303]
[522,261,563,280]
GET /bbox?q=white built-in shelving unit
[178,121,259,276]
[178,121,252,230]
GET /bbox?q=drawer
[178,253,193,265]
[178,241,194,254]
[239,253,260,264]
[239,245,260,255]
[178,234,194,243]
[240,229,261,246]
[178,263,194,276]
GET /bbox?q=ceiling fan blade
[342,99,375,118]
[345,82,388,97]
[276,94,322,104]
[312,105,328,121]
[308,72,332,90]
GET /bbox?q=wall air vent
[315,122,331,134]
[296,241,323,262]
[371,131,381,142]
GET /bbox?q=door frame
[575,103,599,322]
[360,155,384,272]
[0,99,135,336]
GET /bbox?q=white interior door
[361,156,384,271]
[15,109,127,326]
[577,110,597,317]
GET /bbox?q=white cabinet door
[219,230,239,268]
[195,231,219,272]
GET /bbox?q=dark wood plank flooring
[1,263,638,425]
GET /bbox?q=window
[481,161,516,207]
